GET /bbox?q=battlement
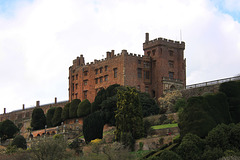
[143,33,185,50]
[71,49,146,69]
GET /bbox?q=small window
[144,61,150,68]
[75,83,78,89]
[83,80,88,86]
[113,68,117,78]
[100,77,103,83]
[168,60,174,68]
[138,60,141,65]
[137,68,142,78]
[95,69,98,75]
[152,49,156,56]
[147,51,151,56]
[72,83,74,92]
[76,74,78,80]
[83,91,87,99]
[95,78,98,84]
[144,71,150,79]
[169,50,173,56]
[100,67,103,73]
[104,75,108,81]
[72,76,74,80]
[84,71,88,76]
[105,66,108,71]
[145,86,149,93]
[169,72,174,79]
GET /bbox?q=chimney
[111,50,115,57]
[55,97,57,104]
[36,101,40,107]
[121,49,128,55]
[80,55,85,66]
[22,104,25,110]
[106,51,111,59]
[4,108,6,114]
[145,33,149,42]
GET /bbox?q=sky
[0,0,240,114]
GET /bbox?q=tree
[11,135,27,149]
[77,99,91,117]
[159,150,182,160]
[52,107,63,127]
[83,111,104,143]
[139,92,159,117]
[69,99,81,118]
[0,119,19,141]
[61,103,70,121]
[91,88,106,113]
[31,108,46,130]
[46,107,56,128]
[115,87,144,142]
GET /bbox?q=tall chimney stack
[4,108,6,114]
[145,33,149,43]
[22,104,25,110]
[55,97,57,104]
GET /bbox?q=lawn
[151,123,178,130]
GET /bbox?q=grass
[151,123,178,130]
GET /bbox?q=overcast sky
[0,0,240,114]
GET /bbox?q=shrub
[77,99,91,117]
[51,107,62,127]
[83,111,104,143]
[31,108,46,130]
[0,119,19,141]
[46,107,56,128]
[202,147,224,160]
[69,99,81,118]
[11,135,27,149]
[61,103,70,121]
[159,150,182,160]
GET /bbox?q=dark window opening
[95,78,98,84]
[95,69,98,75]
[105,66,108,71]
[169,72,174,79]
[137,68,142,78]
[100,77,103,83]
[168,60,174,68]
[104,75,108,81]
[100,67,103,73]
[83,91,87,99]
[113,68,117,78]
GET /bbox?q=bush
[143,119,152,137]
[31,108,46,130]
[83,111,104,143]
[159,150,182,160]
[69,99,81,118]
[51,107,62,127]
[11,135,27,149]
[61,103,70,121]
[77,99,91,117]
[46,107,56,127]
[0,119,19,141]
[202,147,224,160]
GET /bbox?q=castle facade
[69,33,186,102]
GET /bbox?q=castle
[69,33,186,102]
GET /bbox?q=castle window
[83,90,88,99]
[83,80,88,86]
[100,67,103,73]
[144,71,150,79]
[72,76,74,80]
[113,68,118,78]
[75,83,78,89]
[144,61,150,68]
[169,72,174,79]
[147,51,151,56]
[84,71,88,76]
[152,49,156,56]
[104,75,108,81]
[138,60,141,65]
[168,60,174,68]
[95,78,98,84]
[145,86,149,93]
[76,74,78,80]
[95,69,98,75]
[72,83,74,92]
[169,50,173,56]
[137,68,142,78]
[105,65,108,71]
[100,77,103,83]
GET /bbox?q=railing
[186,75,240,89]
[162,77,183,83]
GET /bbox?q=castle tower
[143,33,186,98]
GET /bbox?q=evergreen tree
[69,99,81,118]
[115,87,144,142]
[0,119,19,141]
[46,107,56,128]
[11,135,27,149]
[61,103,70,121]
[52,107,63,126]
[77,99,91,117]
[31,108,46,130]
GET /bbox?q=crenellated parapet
[143,33,185,50]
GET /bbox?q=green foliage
[202,147,224,160]
[51,107,62,127]
[91,88,106,113]
[30,138,70,160]
[46,107,56,128]
[139,92,159,117]
[0,119,19,141]
[143,119,152,137]
[61,103,70,121]
[69,99,81,118]
[115,87,144,141]
[229,123,240,150]
[105,84,120,97]
[11,135,27,149]
[159,150,182,160]
[219,81,240,98]
[118,132,135,151]
[77,99,91,117]
[174,98,187,113]
[31,108,46,130]
[83,111,104,143]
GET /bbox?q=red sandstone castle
[69,33,186,102]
